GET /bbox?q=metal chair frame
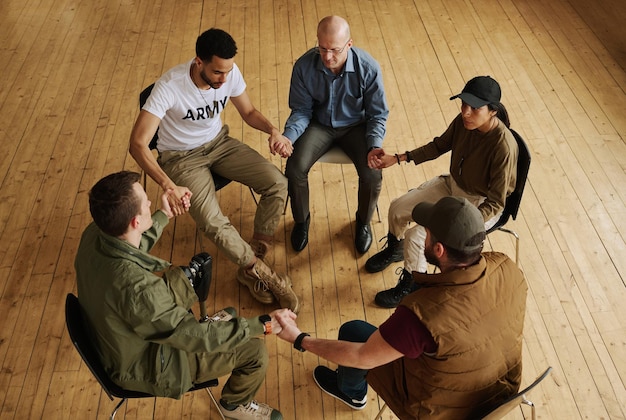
[374,367,552,420]
[485,128,532,265]
[481,367,552,420]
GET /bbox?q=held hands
[159,189,176,218]
[165,185,192,216]
[368,148,399,169]
[272,309,301,343]
[268,131,294,158]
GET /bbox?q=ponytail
[489,102,510,128]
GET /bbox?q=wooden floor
[1,0,625,418]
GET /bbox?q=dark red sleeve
[378,305,437,358]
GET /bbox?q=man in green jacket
[75,171,291,420]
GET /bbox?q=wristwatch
[294,332,310,352]
[259,314,272,335]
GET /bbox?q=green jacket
[74,211,264,398]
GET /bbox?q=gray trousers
[285,121,382,224]
[159,125,287,267]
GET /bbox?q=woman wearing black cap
[365,76,518,308]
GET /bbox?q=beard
[200,71,222,89]
[424,244,439,267]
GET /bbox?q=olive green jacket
[74,211,264,398]
[407,115,518,222]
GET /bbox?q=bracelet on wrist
[394,153,401,165]
[294,332,310,352]
[259,314,272,335]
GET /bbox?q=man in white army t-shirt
[129,28,299,313]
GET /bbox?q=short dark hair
[88,171,141,237]
[196,28,237,61]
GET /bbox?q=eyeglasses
[314,39,351,56]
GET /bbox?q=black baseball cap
[449,76,501,108]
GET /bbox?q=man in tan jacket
[275,196,528,419]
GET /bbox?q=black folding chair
[65,293,225,420]
[486,128,532,265]
[375,367,552,420]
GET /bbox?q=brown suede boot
[237,265,276,305]
[244,259,300,313]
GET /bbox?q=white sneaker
[220,400,283,420]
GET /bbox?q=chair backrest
[481,367,552,419]
[138,83,232,191]
[139,83,160,151]
[65,293,151,400]
[487,128,531,232]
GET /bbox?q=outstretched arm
[368,148,411,169]
[230,91,293,158]
[274,310,403,370]
[129,110,191,215]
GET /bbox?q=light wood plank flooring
[0,0,624,418]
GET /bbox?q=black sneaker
[313,366,367,410]
[374,268,418,308]
[364,233,404,273]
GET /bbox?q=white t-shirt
[143,59,247,151]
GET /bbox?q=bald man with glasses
[283,15,389,254]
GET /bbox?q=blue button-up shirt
[283,47,389,149]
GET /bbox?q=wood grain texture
[0,0,624,418]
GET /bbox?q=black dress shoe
[354,215,372,254]
[291,215,310,252]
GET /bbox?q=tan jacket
[408,115,518,222]
[368,252,527,419]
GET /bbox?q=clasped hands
[269,309,302,343]
[368,147,398,169]
[268,131,293,158]
[160,186,192,217]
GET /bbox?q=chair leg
[249,186,258,205]
[374,402,388,420]
[205,388,226,420]
[110,397,128,420]
[521,396,536,420]
[497,227,520,266]
[197,228,205,251]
